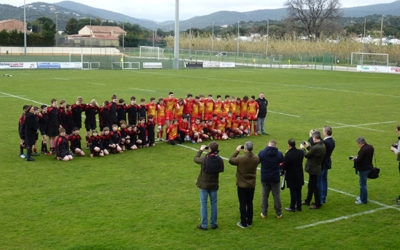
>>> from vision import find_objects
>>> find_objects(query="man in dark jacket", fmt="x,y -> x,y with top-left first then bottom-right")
300,131 -> 326,209
352,136 -> 374,204
24,106 -> 39,162
282,139 -> 304,212
318,126 -> 336,204
194,142 -> 223,230
229,141 -> 260,228
255,93 -> 268,135
390,126 -> 400,204
258,140 -> 284,219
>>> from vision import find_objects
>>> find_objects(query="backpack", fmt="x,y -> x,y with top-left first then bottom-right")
202,152 -> 224,174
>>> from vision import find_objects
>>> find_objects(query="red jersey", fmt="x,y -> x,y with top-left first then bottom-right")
166,124 -> 178,140
164,98 -> 178,113
226,116 -> 233,128
230,102 -> 238,115
217,120 -> 226,132
213,101 -> 223,115
179,120 -> 190,133
191,123 -> 200,135
146,103 -> 157,118
191,101 -> 200,118
234,101 -> 241,116
206,122 -> 215,131
222,101 -> 231,117
247,101 -> 259,115
204,99 -> 214,115
183,98 -> 193,115
242,120 -> 251,130
198,100 -> 205,118
232,120 -> 241,130
240,100 -> 248,115
174,103 -> 184,120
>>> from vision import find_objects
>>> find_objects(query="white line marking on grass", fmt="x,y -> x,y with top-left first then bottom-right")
0,91 -> 46,105
295,206 -> 391,229
54,78 -> 70,81
130,88 -> 156,93
269,110 -> 300,118
328,121 -> 386,132
87,82 -> 106,86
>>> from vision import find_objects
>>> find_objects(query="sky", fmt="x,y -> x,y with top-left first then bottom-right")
2,0 -> 397,21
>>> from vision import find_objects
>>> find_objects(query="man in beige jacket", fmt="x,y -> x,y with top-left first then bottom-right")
229,141 -> 260,228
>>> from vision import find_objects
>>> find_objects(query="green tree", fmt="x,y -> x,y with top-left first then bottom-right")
65,18 -> 79,35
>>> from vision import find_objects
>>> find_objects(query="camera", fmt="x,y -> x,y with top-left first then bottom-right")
392,144 -> 398,149
204,146 -> 209,150
241,145 -> 245,149
301,141 -> 307,145
349,156 -> 355,160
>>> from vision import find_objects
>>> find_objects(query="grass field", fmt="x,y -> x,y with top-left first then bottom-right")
0,68 -> 400,249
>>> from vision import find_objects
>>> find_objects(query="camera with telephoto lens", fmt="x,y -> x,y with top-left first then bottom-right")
349,156 -> 356,160
204,146 -> 209,150
241,145 -> 245,149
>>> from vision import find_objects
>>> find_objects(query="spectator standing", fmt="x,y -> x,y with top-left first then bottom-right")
300,131 -> 326,209
390,126 -> 400,204
318,126 -> 335,204
258,140 -> 284,219
282,139 -> 304,212
193,142 -> 224,230
352,137 -> 374,204
255,93 -> 268,135
229,142 -> 260,228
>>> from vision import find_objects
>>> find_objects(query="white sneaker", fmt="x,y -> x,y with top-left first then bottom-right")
356,197 -> 361,201
355,200 -> 366,205
236,222 -> 247,229
20,153 -> 26,159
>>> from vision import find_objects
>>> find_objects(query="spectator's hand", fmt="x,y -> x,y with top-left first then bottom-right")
236,145 -> 242,152
300,144 -> 305,150
391,146 -> 397,152
352,157 -> 357,161
200,145 -> 207,151
304,141 -> 309,147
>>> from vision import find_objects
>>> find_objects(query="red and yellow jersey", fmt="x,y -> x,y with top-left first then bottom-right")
183,98 -> 193,114
242,120 -> 251,130
235,101 -> 241,115
157,104 -> 166,118
240,100 -> 248,115
145,103 -> 157,117
230,102 -> 238,114
247,101 -> 259,115
232,120 -> 241,130
164,98 -> 178,113
206,122 -> 215,131
226,117 -> 233,128
204,100 -> 214,114
198,100 -> 205,118
222,101 -> 231,116
179,120 -> 190,133
191,101 -> 199,117
191,123 -> 199,134
174,103 -> 184,119
166,124 -> 178,140
217,121 -> 226,132
213,101 -> 223,115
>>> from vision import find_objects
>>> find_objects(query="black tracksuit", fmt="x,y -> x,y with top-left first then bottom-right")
99,106 -> 110,131
71,104 -> 85,129
55,135 -> 70,158
108,102 -> 118,126
69,135 -> 82,152
38,112 -> 49,135
89,135 -> 102,155
85,105 -> 98,131
146,121 -> 155,145
127,104 -> 139,125
47,106 -> 60,137
18,113 -> 26,140
137,124 -> 147,146
117,104 -> 127,124
137,105 -> 146,120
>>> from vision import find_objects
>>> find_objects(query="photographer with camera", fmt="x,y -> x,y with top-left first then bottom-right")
351,137 -> 374,204
282,139 -> 305,212
258,140 -> 284,219
390,126 -> 400,205
193,142 -> 224,230
300,130 -> 326,209
229,142 -> 260,229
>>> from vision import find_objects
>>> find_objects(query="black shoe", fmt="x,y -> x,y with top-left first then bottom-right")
26,157 -> 35,161
211,224 -> 218,229
296,207 -> 302,212
285,208 -> 296,212
196,225 -> 208,230
301,201 -> 310,206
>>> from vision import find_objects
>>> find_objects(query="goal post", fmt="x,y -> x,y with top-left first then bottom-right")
112,62 -> 140,70
351,52 -> 389,66
139,46 -> 165,60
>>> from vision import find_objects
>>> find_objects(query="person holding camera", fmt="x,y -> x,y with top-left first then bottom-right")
300,130 -> 326,209
351,137 -> 374,204
193,142 -> 224,230
258,140 -> 284,219
229,142 -> 260,228
282,139 -> 305,212
390,126 -> 400,204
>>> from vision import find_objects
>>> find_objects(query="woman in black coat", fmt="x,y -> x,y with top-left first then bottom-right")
24,106 -> 39,161
282,139 -> 304,212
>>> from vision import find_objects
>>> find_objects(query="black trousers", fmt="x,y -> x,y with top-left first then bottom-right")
237,187 -> 255,226
289,186 -> 302,210
305,174 -> 321,207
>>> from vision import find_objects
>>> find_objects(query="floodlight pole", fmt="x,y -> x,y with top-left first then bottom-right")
266,19 -> 269,58
237,21 -> 240,56
211,22 -> 214,55
23,0 -> 27,56
174,0 -> 180,69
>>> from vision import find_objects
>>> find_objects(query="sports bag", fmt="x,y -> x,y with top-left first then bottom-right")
368,155 -> 380,179
202,152 -> 224,174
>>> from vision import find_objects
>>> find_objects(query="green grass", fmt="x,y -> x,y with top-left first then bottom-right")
0,68 -> 400,249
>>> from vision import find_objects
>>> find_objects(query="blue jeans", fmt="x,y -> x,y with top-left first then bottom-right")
200,189 -> 218,229
317,168 -> 328,203
256,117 -> 266,134
359,170 -> 371,204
